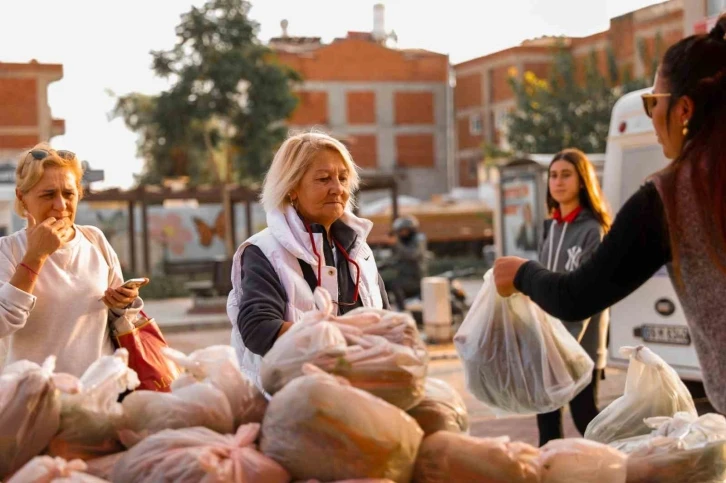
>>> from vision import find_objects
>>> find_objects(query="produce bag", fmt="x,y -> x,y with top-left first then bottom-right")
163,345 -> 267,426
612,411 -> 726,454
609,412 -> 726,483
585,346 -> 696,444
454,270 -> 594,414
84,452 -> 125,480
539,438 -> 627,483
261,288 -> 427,410
260,364 -> 423,483
113,424 -> 290,483
407,378 -> 469,436
626,440 -> 726,483
412,431 -> 540,483
117,379 -> 234,447
48,349 -> 139,460
0,356 -> 80,478
7,456 -> 109,483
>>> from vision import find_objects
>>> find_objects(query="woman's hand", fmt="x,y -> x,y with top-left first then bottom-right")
24,214 -> 74,265
102,285 -> 139,310
493,257 -> 529,297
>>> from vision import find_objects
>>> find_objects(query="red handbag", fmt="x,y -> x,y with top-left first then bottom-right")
112,311 -> 180,392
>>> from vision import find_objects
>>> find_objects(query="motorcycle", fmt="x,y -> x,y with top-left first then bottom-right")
400,267 -> 475,330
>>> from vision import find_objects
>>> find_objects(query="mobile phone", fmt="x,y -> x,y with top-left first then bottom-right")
122,277 -> 150,290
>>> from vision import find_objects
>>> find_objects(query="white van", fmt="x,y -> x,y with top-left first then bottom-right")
602,88 -> 702,382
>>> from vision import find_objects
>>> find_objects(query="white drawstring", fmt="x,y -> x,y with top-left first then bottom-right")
547,221 -> 568,271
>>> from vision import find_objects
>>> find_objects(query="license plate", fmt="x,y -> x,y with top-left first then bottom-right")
640,324 -> 691,345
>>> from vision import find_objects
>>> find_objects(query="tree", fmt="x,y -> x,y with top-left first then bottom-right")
505,42 -> 649,154
112,0 -> 300,185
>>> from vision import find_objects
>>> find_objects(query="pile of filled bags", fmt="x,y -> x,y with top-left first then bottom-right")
3,279 -> 724,483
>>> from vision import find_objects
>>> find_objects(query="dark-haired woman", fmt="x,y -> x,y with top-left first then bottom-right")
536,149 -> 612,445
494,16 -> 726,414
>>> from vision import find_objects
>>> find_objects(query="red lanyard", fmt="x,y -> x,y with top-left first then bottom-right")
305,223 -> 361,304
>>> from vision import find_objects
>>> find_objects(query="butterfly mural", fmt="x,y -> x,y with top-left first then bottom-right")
192,210 -> 225,247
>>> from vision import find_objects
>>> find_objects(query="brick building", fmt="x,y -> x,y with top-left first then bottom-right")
270,7 -> 452,201
453,0 -> 685,188
0,60 -> 65,162
0,60 -> 65,235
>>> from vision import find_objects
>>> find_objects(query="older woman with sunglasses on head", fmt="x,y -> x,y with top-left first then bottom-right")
227,132 -> 390,387
494,15 -> 726,413
0,144 -> 143,376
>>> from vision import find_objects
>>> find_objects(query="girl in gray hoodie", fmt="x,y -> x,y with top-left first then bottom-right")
537,148 -> 612,446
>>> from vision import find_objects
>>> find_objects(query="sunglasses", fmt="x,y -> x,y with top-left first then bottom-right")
641,93 -> 671,118
28,149 -> 77,161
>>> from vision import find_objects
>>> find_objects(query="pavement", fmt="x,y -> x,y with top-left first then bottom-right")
148,281 -> 628,447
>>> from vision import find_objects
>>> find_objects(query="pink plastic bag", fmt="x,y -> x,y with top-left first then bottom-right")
163,345 -> 268,427
113,424 -> 290,483
261,365 -> 423,483
7,456 -> 109,483
0,356 -> 80,479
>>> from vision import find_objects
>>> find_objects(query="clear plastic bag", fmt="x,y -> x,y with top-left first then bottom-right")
584,346 -> 697,444
113,424 -> 290,483
260,364 -> 423,483
261,288 -> 428,410
7,456 -> 109,483
163,345 -> 268,426
413,432 -> 540,483
407,378 -> 469,436
454,270 -> 594,414
117,379 -> 234,447
609,412 -> 726,483
48,349 -> 139,460
625,439 -> 726,483
539,438 -> 627,483
0,356 -> 81,478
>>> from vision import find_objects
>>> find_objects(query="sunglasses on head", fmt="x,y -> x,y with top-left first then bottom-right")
641,93 -> 671,118
28,149 -> 76,161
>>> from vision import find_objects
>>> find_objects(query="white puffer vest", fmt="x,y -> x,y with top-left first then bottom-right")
227,205 -> 383,389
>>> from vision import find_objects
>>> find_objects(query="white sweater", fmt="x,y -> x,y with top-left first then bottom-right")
0,225 -> 142,377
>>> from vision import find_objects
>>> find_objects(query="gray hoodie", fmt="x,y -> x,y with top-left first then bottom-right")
539,208 -> 609,369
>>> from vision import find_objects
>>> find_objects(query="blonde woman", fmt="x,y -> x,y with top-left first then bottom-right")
0,144 -> 143,376
227,132 -> 390,386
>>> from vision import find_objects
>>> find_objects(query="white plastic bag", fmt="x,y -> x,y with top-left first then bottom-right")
454,270 -> 594,414
260,364 -> 423,483
407,378 -> 469,436
84,452 -> 125,480
625,439 -> 726,483
48,349 -> 139,460
412,432 -> 540,483
539,439 -> 626,483
0,356 -> 81,479
610,412 -> 726,483
113,424 -> 290,483
163,345 -> 268,426
117,379 -> 234,447
585,346 -> 696,444
612,411 -> 726,454
7,456 -> 109,483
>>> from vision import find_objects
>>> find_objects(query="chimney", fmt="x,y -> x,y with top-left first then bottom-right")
280,19 -> 289,38
372,4 -> 386,42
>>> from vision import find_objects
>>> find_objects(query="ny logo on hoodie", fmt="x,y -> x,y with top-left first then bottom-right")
565,246 -> 583,271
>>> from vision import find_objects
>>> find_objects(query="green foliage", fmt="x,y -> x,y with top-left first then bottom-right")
111,0 -> 300,185
505,42 -> 650,154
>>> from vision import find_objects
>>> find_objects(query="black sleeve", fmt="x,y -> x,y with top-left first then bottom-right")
514,183 -> 671,320
236,245 -> 287,356
378,273 -> 391,309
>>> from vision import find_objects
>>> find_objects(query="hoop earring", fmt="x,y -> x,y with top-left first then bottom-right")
289,196 -> 298,210
682,119 -> 689,137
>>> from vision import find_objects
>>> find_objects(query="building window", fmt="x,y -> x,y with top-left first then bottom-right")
708,0 -> 725,17
469,113 -> 482,135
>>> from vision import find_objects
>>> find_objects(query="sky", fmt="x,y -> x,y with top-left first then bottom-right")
0,0 -> 665,189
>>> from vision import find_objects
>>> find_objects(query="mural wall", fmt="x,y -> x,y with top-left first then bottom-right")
12,202 -> 268,273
